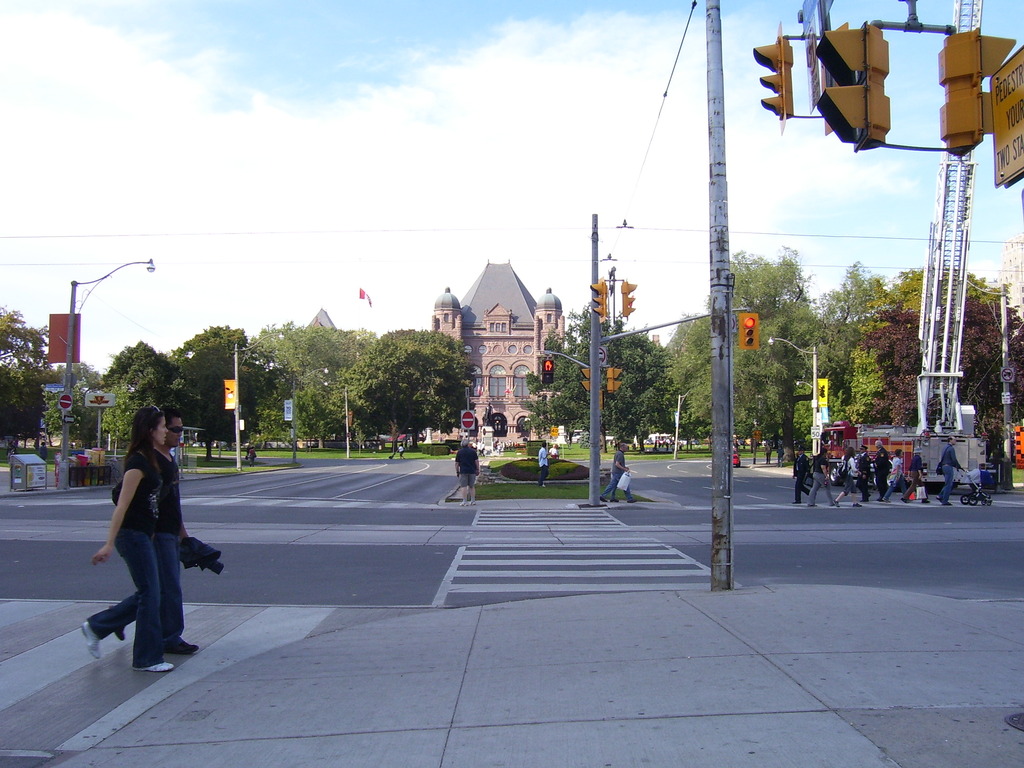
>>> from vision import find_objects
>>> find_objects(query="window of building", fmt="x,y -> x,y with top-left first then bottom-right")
507,344 -> 517,354
488,365 -> 507,397
464,344 -> 473,354
488,322 -> 507,333
523,344 -> 533,355
472,366 -> 483,397
513,365 -> 530,397
478,344 -> 488,355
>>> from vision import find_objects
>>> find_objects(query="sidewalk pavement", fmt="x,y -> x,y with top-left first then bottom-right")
3,585 -> 1024,767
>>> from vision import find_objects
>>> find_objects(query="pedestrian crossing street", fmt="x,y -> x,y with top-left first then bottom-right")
433,508 -> 711,605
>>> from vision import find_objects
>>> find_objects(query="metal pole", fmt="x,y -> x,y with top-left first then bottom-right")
588,214 -> 602,506
673,394 -> 682,460
812,346 -> 819,455
707,0 -> 733,591
59,282 -> 78,491
234,344 -> 242,471
345,386 -> 351,460
1002,287 -> 1014,490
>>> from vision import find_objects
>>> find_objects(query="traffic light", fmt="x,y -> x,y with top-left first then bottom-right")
753,34 -> 795,121
620,281 -> 637,318
541,358 -> 555,385
591,279 -> 608,319
737,312 -> 760,350
939,30 -> 1015,153
606,367 -> 623,393
581,367 -> 592,392
816,23 -> 890,150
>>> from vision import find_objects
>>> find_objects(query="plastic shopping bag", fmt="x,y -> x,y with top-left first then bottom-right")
617,472 -> 631,491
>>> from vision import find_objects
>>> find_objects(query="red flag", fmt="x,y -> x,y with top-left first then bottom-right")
359,288 -> 372,308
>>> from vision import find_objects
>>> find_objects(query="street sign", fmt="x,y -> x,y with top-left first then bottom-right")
597,345 -> 608,366
810,425 -> 822,438
58,393 -> 73,411
85,392 -> 116,407
284,399 -> 293,422
44,383 -> 64,393
460,410 -> 475,430
992,45 -> 1024,188
1001,366 -> 1016,383
1003,391 -> 1014,405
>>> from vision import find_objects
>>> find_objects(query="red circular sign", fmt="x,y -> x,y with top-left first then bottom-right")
460,410 -> 475,429
58,394 -> 73,410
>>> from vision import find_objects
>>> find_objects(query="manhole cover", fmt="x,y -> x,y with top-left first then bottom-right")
1005,712 -> 1024,732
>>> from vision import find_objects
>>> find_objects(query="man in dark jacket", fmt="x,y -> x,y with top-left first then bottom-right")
873,442 -> 892,502
937,436 -> 962,506
792,446 -> 810,504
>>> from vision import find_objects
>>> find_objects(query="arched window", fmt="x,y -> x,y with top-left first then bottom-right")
488,365 -> 507,397
513,365 -> 530,397
471,366 -> 483,397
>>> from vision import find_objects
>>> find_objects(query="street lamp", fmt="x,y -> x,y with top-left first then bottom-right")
59,259 -> 155,490
768,336 -> 820,454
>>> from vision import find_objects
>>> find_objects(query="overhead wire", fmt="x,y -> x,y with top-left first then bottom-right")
608,0 -> 698,258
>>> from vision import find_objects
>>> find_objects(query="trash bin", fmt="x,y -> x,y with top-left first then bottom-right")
9,453 -> 47,491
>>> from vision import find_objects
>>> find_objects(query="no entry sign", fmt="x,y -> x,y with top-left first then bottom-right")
460,410 -> 475,430
58,393 -> 73,410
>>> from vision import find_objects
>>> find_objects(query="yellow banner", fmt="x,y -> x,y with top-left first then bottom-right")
817,378 -> 829,408
224,379 -> 237,410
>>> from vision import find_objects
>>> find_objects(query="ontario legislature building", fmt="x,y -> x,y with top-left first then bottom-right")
432,262 -> 564,441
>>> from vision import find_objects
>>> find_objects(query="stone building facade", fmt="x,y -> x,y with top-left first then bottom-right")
432,262 -> 564,440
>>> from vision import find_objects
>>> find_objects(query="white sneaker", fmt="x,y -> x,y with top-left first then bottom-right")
133,662 -> 174,672
81,621 -> 101,659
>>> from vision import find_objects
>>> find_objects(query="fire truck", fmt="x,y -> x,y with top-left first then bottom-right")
821,422 -> 987,490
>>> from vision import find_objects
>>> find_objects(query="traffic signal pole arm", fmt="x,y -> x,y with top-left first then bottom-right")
540,349 -> 589,368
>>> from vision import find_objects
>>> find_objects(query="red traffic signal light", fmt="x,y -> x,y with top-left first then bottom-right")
737,312 -> 760,350
541,358 -> 555,385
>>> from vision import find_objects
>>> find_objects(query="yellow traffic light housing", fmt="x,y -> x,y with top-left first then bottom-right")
581,367 -> 592,392
737,312 -> 760,350
816,23 -> 890,151
753,35 -> 795,122
606,367 -> 623,393
620,281 -> 637,318
591,279 -> 608,320
939,30 -> 1015,154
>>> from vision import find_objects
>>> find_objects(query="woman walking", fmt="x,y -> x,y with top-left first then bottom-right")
807,446 -> 837,508
881,448 -> 909,503
81,406 -> 174,673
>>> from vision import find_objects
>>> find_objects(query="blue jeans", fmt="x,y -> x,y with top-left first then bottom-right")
91,533 -> 184,650
882,475 -> 907,501
87,529 -> 165,668
939,464 -> 957,503
602,473 -> 634,501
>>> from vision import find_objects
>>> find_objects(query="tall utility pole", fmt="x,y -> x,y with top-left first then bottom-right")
588,214 -> 602,506
707,0 -> 734,591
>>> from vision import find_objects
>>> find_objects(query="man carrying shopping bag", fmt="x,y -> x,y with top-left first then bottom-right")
600,442 -> 636,503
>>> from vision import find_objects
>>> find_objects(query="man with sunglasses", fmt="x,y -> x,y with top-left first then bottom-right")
108,407 -> 199,655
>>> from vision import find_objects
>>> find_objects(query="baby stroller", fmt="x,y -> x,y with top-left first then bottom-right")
958,468 -> 993,506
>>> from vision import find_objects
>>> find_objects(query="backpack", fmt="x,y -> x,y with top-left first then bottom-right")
834,458 -> 848,482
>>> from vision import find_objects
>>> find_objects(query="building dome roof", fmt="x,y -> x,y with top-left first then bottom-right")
434,287 -> 461,311
536,287 -> 562,312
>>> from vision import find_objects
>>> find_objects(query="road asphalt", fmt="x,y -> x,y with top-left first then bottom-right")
2,463 -> 1023,767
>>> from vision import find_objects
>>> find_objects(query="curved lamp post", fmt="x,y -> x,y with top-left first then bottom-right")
767,336 -> 819,455
59,259 -> 156,490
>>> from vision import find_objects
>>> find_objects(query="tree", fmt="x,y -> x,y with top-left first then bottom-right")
0,308 -> 50,442
249,324 -> 376,446
347,330 -> 470,446
172,327 -> 249,459
101,342 -> 180,444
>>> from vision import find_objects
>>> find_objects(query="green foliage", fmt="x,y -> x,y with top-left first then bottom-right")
0,308 -> 50,439
347,330 -> 470,445
498,458 -> 588,481
101,342 -> 180,443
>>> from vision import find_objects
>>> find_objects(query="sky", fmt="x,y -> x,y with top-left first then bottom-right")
2,0 -> 1022,371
